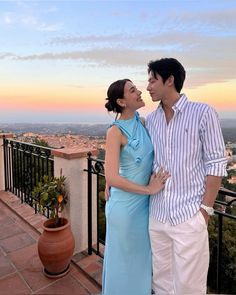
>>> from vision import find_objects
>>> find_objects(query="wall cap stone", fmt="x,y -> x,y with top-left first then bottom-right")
52,147 -> 98,160
0,133 -> 14,139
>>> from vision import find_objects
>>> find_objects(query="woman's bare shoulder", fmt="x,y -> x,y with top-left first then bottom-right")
106,124 -> 122,137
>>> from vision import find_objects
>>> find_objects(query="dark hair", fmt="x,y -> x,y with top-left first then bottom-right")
105,79 -> 131,114
147,58 -> 186,93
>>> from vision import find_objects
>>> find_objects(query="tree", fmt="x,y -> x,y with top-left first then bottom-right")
33,138 -> 49,147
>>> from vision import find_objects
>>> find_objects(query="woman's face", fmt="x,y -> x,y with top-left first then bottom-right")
121,81 -> 144,111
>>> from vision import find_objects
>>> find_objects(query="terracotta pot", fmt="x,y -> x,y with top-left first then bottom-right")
38,217 -> 75,278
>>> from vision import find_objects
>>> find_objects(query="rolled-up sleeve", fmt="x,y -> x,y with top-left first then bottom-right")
200,107 -> 227,177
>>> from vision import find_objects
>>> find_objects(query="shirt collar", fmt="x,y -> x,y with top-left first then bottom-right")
157,93 -> 188,113
173,94 -> 188,113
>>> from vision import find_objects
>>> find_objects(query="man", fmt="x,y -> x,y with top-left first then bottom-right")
145,58 -> 227,295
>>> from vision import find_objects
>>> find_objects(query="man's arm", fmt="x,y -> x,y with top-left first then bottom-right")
200,175 -> 222,223
200,106 -> 227,223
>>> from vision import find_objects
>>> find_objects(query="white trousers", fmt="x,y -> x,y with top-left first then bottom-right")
149,211 -> 209,295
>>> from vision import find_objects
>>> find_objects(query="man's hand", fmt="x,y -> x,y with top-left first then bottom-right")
200,208 -> 209,225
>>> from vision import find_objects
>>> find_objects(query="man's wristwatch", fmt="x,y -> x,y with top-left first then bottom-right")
200,204 -> 214,216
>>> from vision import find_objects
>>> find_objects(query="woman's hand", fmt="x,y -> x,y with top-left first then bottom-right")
104,183 -> 110,201
147,168 -> 170,195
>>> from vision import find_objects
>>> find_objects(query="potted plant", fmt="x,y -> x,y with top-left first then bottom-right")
32,172 -> 75,278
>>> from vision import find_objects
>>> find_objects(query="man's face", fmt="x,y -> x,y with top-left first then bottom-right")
146,72 -> 165,102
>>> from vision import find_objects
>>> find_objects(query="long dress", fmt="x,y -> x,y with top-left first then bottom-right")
102,112 -> 154,295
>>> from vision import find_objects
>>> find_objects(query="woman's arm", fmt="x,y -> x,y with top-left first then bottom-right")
105,125 -> 168,195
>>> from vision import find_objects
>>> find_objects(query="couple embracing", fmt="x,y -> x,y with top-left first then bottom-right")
102,58 -> 227,295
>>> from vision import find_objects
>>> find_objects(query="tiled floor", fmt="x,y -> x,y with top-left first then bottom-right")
0,191 -> 102,294
1,191 -> 224,295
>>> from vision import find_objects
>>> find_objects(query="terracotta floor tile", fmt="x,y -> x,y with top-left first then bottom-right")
20,266 -> 59,292
35,274 -> 90,294
71,269 -> 101,294
0,212 -> 14,226
90,271 -> 102,286
84,262 -> 102,275
9,243 -> 39,271
72,252 -> 87,263
78,254 -> 101,268
0,273 -> 31,294
0,232 -> 36,253
0,256 -> 16,278
0,222 -> 25,240
0,247 -> 5,256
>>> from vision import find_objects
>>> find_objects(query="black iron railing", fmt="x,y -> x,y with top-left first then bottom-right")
208,188 -> 236,294
85,152 -> 105,257
85,154 -> 236,293
3,137 -> 54,216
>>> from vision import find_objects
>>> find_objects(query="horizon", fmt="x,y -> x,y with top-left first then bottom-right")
1,0 -> 236,123
1,116 -> 236,126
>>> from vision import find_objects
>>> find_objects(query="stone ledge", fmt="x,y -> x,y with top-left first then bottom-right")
52,148 -> 98,160
72,250 -> 103,287
0,133 -> 14,139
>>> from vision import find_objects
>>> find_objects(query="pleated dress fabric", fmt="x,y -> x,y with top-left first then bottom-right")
102,112 -> 154,295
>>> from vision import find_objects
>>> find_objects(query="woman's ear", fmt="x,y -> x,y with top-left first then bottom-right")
116,99 -> 126,108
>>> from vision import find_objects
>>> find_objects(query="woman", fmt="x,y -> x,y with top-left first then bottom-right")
102,79 -> 169,295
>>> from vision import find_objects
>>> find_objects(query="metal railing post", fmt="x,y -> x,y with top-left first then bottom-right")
216,214 -> 223,293
87,152 -> 93,255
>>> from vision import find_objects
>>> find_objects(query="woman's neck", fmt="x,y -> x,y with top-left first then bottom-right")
119,109 -> 136,120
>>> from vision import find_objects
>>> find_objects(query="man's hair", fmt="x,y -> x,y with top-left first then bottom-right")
147,58 -> 186,93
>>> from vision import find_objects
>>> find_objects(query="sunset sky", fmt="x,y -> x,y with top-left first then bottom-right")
0,0 -> 236,123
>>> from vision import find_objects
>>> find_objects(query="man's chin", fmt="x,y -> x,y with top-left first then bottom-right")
152,97 -> 160,102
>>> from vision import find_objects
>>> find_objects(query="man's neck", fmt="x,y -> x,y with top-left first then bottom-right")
162,92 -> 181,124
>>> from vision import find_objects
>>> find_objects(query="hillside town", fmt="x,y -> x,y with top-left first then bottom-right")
16,132 -> 106,151
226,142 -> 236,185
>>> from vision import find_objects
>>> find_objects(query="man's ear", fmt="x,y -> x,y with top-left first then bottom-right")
167,75 -> 174,86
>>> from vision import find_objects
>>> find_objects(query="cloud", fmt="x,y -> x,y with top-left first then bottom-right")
38,22 -> 62,32
1,4 -> 235,89
3,13 -> 14,24
1,10 -> 62,32
50,34 -> 125,45
4,43 -> 236,89
187,7 -> 236,32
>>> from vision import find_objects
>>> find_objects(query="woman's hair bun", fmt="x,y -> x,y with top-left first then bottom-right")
105,99 -> 113,112
105,79 -> 131,114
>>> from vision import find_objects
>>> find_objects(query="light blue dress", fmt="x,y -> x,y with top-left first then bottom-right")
102,112 -> 154,295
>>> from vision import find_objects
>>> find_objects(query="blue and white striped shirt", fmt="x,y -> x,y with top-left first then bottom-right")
146,94 -> 227,225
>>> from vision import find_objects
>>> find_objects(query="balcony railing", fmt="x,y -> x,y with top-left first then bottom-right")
209,188 -> 236,294
85,152 -> 105,257
86,155 -> 236,294
3,137 -> 54,216
2,140 -> 235,294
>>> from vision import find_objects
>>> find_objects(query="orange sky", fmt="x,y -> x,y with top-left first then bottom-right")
0,1 -> 235,122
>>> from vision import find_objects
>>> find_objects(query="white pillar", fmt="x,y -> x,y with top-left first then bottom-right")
52,147 -> 98,254
0,134 -> 14,191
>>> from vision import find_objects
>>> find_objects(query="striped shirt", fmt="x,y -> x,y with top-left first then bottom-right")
146,94 -> 227,225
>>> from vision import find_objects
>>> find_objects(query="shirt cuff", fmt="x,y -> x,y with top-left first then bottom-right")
206,160 -> 228,177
